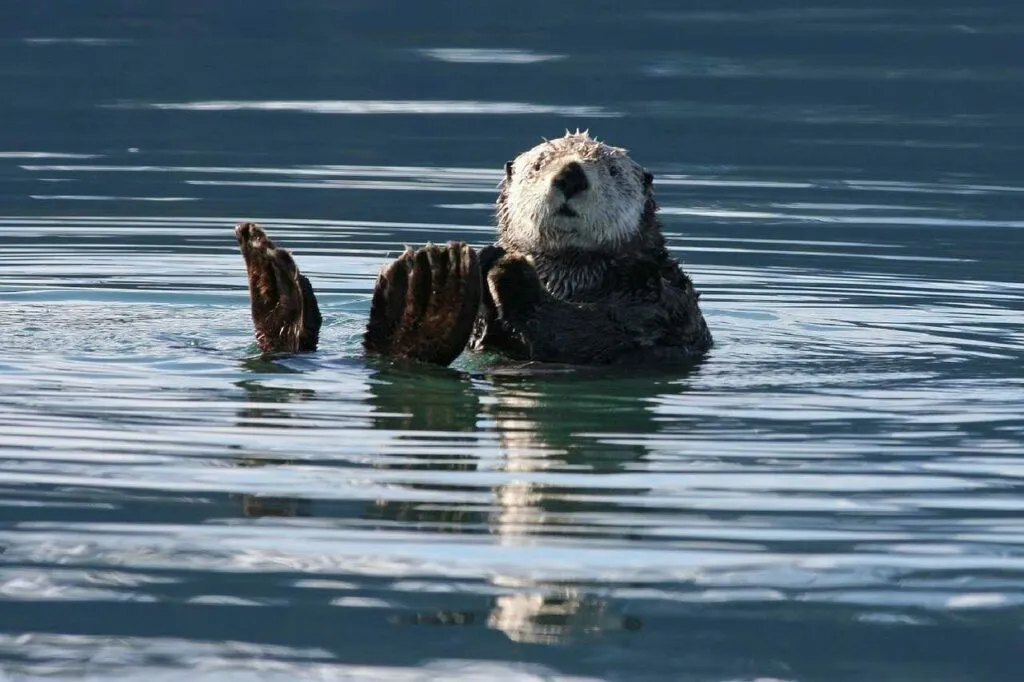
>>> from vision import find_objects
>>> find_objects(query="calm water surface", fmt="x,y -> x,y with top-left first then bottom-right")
1,2 -> 1023,681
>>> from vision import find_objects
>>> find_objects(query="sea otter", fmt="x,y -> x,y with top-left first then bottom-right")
235,131 -> 712,367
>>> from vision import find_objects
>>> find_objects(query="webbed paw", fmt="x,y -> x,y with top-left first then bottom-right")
363,242 -> 481,367
486,253 -> 544,320
477,244 -> 507,278
235,222 -> 322,353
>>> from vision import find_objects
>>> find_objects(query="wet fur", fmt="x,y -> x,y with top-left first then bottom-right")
471,131 -> 712,364
235,222 -> 321,354
362,241 -> 482,366
235,131 -> 711,367
236,223 -> 480,365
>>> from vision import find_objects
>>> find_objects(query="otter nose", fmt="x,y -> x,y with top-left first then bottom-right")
551,161 -> 589,199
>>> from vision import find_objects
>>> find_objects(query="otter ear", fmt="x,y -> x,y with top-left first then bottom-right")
504,161 -> 514,179
643,171 -> 654,189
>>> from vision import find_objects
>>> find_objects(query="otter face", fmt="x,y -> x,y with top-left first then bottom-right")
497,130 -> 653,252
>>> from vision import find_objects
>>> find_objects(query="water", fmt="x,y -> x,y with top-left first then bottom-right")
1,2 -> 1023,680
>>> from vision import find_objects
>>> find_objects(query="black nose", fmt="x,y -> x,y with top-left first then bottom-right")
551,161 -> 589,199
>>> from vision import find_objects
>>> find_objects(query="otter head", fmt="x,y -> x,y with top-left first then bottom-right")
496,130 -> 655,253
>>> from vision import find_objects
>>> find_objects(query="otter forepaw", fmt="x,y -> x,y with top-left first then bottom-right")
477,244 -> 507,277
363,241 -> 481,366
235,222 -> 322,354
486,254 -> 544,320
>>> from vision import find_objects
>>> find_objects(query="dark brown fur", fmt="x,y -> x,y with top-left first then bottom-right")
235,222 -> 321,354
236,223 -> 480,365
362,241 -> 482,366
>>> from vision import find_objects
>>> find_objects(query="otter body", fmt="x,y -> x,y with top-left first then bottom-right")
236,131 -> 712,367
468,243 -> 710,366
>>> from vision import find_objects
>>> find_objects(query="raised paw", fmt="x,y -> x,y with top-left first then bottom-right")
486,253 -> 544,320
477,244 -> 507,277
235,222 -> 322,353
363,241 -> 481,367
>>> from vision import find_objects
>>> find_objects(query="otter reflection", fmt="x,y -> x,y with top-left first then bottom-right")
230,361 -> 319,519
230,358 -> 487,522
360,361 -> 489,529
235,356 -> 317,429
364,362 -> 702,536
229,356 -> 698,642
391,580 -> 642,646
487,578 -> 643,645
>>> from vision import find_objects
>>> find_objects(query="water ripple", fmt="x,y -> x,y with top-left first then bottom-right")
2,4 -> 1024,677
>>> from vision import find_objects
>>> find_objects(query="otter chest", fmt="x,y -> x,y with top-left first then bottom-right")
531,253 -> 615,303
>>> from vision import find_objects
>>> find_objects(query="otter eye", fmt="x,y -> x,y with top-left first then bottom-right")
609,166 -> 619,178
504,160 -> 513,179
532,160 -> 542,172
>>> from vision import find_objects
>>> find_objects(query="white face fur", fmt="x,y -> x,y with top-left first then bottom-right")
499,131 -> 650,252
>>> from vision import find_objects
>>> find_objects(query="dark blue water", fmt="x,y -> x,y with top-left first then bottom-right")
1,2 -> 1023,680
